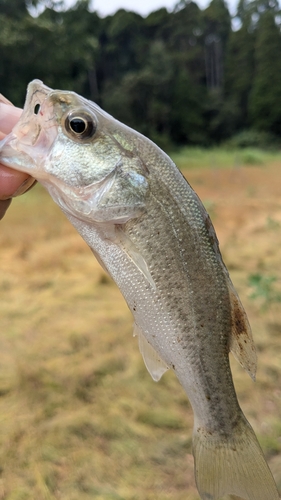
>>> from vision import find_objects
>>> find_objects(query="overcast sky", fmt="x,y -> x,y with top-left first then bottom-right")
64,0 -> 238,17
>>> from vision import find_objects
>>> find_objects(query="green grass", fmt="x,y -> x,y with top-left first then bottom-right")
169,146 -> 281,170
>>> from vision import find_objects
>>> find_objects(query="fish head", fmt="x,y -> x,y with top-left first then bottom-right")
0,80 -> 149,224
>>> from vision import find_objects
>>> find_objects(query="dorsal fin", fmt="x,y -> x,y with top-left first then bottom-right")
228,283 -> 257,381
133,324 -> 169,382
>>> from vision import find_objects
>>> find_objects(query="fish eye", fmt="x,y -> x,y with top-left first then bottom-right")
34,103 -> 40,115
69,118 -> 87,134
65,111 -> 96,140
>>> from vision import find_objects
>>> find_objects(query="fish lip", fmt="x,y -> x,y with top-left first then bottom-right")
0,133 -> 37,175
0,79 -> 59,181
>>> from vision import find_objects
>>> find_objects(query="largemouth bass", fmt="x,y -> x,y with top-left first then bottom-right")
0,80 -> 279,500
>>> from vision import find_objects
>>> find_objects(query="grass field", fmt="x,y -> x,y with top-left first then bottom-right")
0,147 -> 281,499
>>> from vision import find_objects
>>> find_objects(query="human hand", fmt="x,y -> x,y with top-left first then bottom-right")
0,94 -> 36,220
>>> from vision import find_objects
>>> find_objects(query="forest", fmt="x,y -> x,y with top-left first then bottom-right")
1,0 -> 281,148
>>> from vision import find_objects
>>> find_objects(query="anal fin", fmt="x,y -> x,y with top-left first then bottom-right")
133,324 -> 169,382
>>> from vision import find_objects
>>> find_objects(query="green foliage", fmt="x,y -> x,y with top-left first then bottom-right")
0,0 -> 29,18
169,145 -> 280,169
225,129 -> 281,149
225,25 -> 255,130
240,149 -> 264,164
248,273 -> 281,310
249,11 -> 281,135
1,0 -> 281,146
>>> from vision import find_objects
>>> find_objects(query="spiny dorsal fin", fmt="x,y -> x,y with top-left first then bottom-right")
228,283 -> 257,381
133,323 -> 169,382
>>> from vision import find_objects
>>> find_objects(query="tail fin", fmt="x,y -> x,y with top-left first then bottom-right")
193,418 -> 279,500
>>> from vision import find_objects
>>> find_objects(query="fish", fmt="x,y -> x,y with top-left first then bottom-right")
0,80 -> 279,500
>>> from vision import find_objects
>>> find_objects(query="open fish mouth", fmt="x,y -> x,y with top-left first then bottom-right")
0,133 -> 36,173
0,80 -> 58,180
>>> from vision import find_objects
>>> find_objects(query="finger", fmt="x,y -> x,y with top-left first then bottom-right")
0,103 -> 22,134
12,176 -> 36,197
0,94 -> 13,106
0,165 -> 32,200
0,98 -> 35,200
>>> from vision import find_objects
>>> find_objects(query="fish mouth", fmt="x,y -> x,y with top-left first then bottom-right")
0,80 -> 58,180
0,133 -> 37,174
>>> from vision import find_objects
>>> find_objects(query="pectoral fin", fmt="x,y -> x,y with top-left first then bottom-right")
117,227 -> 156,289
229,284 -> 257,381
133,324 -> 169,382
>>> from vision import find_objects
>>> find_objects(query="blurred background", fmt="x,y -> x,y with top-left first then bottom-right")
2,0 -> 281,150
1,0 -> 281,499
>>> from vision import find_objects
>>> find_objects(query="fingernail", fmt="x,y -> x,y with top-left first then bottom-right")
0,194 -> 12,201
12,177 -> 36,197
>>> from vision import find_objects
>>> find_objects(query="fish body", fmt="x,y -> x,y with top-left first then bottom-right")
0,81 -> 279,500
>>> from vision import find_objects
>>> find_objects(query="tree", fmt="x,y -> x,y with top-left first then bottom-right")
101,39 -> 175,147
224,24 -> 256,129
0,0 -> 28,18
203,0 -> 231,91
99,9 -> 146,83
170,67 -> 207,144
249,10 -> 281,134
2,0 -> 281,145
203,0 -> 233,141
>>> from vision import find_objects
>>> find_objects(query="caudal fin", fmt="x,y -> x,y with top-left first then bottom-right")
193,417 -> 279,500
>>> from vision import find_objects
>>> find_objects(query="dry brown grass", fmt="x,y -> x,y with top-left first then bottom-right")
0,157 -> 280,499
